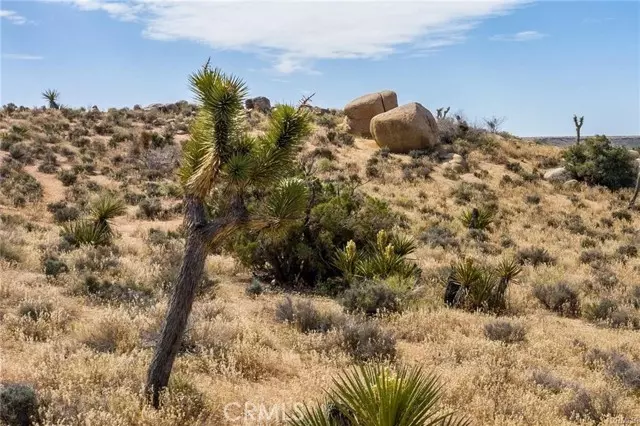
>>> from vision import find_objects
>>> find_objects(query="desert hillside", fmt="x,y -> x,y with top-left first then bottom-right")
0,100 -> 639,426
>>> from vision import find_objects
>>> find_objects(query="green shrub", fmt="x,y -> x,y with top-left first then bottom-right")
563,135 -> 636,189
245,278 -> 264,297
57,169 -> 77,186
227,183 -> 404,288
340,280 -> 408,316
516,247 -> 556,267
43,257 -> 68,278
0,164 -> 43,206
583,299 -> 639,329
459,207 -> 494,230
0,241 -> 22,263
0,383 -> 39,426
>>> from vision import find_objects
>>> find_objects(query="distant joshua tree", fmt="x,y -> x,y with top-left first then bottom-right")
42,89 -> 60,109
573,114 -> 584,144
436,106 -> 450,119
145,60 -> 313,408
483,116 -> 506,134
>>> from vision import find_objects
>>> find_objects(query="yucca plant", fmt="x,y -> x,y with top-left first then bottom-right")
42,89 -> 60,109
458,207 -> 494,230
61,194 -> 125,246
146,61 -> 312,407
334,230 -> 418,282
288,364 -> 469,426
448,257 -> 521,312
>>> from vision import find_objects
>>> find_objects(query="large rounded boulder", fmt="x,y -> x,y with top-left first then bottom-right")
370,102 -> 438,153
245,97 -> 271,113
344,90 -> 397,137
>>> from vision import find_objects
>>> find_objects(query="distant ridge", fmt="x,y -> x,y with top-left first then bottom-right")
523,136 -> 640,148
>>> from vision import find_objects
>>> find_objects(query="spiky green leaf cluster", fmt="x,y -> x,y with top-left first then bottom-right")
458,207 -> 494,230
450,257 -> 521,312
42,89 -> 60,109
288,364 -> 469,426
334,230 -> 418,282
60,194 -> 126,246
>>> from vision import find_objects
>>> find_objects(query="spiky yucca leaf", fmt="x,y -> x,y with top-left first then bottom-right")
459,207 -> 494,230
495,257 -> 522,283
89,194 -> 126,224
250,105 -> 313,187
262,178 -> 309,227
61,220 -> 110,247
289,365 -> 469,426
390,234 -> 417,257
42,89 -> 60,109
451,259 -> 484,288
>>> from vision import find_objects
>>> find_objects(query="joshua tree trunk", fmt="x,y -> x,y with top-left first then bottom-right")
146,197 -> 207,407
146,196 -> 245,407
629,170 -> 640,209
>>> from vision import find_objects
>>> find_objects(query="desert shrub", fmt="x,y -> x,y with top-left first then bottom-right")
532,370 -> 574,393
516,247 -> 556,267
563,135 -> 636,189
57,169 -> 77,186
8,142 -> 31,162
80,313 -> 138,353
533,282 -> 580,317
606,352 -> 640,390
289,364 -> 466,426
340,318 -> 396,361
616,244 -> 637,259
43,256 -> 68,278
340,280 -> 408,316
562,388 -> 617,423
327,128 -> 355,146
484,319 -> 526,343
0,164 -> 43,206
0,383 -> 39,426
583,299 -> 639,329
524,193 -> 541,204
446,258 -> 521,312
137,197 -> 166,220
629,285 -> 640,309
47,201 -> 80,223
79,275 -> 153,304
245,278 -> 264,297
275,297 -> 340,333
419,225 -> 459,249
0,241 -> 22,263
579,249 -> 606,265
228,184 -> 404,288
18,300 -> 53,321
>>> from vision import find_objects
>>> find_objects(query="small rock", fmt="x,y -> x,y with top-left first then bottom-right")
628,150 -> 640,160
451,154 -> 464,164
544,167 -> 572,183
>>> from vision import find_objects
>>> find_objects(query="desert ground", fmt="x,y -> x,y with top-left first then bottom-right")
0,101 -> 639,425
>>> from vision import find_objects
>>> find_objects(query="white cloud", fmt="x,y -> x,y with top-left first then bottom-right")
2,53 -> 44,60
490,30 -> 546,41
0,9 -> 28,24
49,0 -> 530,72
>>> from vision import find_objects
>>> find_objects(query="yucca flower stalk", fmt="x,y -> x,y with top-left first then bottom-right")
145,60 -> 312,407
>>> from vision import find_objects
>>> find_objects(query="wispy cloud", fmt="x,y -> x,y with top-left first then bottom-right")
0,9 -> 28,25
48,0 -> 530,73
490,30 -> 546,42
2,53 -> 44,60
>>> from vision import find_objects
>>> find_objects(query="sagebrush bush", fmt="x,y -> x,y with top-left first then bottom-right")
562,388 -> 617,423
419,225 -> 459,249
340,280 -> 408,316
275,297 -> 341,333
484,319 -> 526,344
516,247 -> 556,267
563,135 -> 636,190
583,299 -> 639,329
0,383 -> 39,426
340,318 -> 396,361
533,282 -> 580,317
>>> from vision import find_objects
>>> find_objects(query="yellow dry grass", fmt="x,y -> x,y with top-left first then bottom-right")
1,108 -> 639,425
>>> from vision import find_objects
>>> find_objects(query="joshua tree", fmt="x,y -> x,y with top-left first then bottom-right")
483,115 -> 506,134
573,114 -> 584,144
145,61 -> 312,407
42,89 -> 60,109
629,168 -> 640,208
436,106 -> 450,119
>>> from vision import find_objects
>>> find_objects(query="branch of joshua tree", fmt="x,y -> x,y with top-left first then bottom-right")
298,92 -> 315,109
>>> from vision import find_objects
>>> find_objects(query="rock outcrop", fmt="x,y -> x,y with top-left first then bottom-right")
344,90 -> 397,137
369,102 -> 438,153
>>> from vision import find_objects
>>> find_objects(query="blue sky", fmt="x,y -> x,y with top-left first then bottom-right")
1,0 -> 638,137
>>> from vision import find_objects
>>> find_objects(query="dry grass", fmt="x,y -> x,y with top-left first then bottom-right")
1,105 -> 639,425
